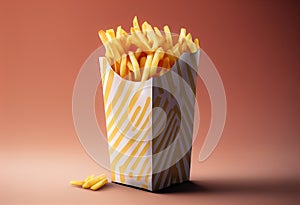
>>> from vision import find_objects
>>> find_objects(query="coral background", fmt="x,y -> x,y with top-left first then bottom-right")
1,0 -> 299,204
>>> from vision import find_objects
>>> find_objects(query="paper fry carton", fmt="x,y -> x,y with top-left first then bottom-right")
99,50 -> 199,191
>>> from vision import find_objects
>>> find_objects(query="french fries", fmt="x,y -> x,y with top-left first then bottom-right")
70,174 -> 108,191
98,16 -> 200,81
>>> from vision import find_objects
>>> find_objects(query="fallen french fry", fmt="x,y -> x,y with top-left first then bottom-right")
90,178 -> 108,191
70,180 -> 84,186
70,174 -> 108,191
84,174 -> 94,182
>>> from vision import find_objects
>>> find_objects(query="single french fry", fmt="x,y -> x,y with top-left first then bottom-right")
162,56 -> 170,69
70,180 -> 84,186
113,61 -> 120,74
142,21 -> 148,33
106,30 -> 125,57
84,174 -> 94,182
133,16 -> 141,31
118,26 -> 128,36
98,30 -> 108,43
150,48 -> 164,76
158,56 -> 170,76
116,26 -> 122,39
120,54 -> 127,77
184,33 -> 197,53
106,29 -> 116,40
129,51 -> 141,81
142,54 -> 153,81
194,38 -> 200,48
127,58 -> 134,72
116,26 -> 130,50
98,30 -> 114,59
139,56 -> 146,68
166,49 -> 177,66
186,33 -> 192,41
178,28 -> 186,44
164,25 -> 173,48
154,27 -> 163,38
90,178 -> 108,191
186,40 -> 197,53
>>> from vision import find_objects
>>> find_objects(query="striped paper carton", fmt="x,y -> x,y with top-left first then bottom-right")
99,50 -> 199,191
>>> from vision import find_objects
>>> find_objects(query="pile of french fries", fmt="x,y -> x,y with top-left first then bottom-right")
98,16 -> 200,81
70,174 -> 108,191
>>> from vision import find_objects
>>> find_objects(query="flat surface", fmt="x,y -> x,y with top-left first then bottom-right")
1,149 -> 300,205
1,0 -> 300,204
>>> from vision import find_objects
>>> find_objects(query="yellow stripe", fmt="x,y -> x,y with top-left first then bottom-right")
130,106 -> 142,126
132,97 -> 151,130
110,106 -> 141,149
136,158 -> 149,181
139,113 -> 151,130
111,171 -> 116,181
142,184 -> 148,189
128,89 -> 143,111
118,129 -> 151,172
108,128 -> 119,143
120,173 -> 125,183
129,172 -> 133,178
145,167 -> 151,183
104,70 -> 114,102
107,84 -> 134,141
112,106 -> 141,155
107,85 -> 134,131
130,141 -> 150,170
105,80 -> 126,118
104,105 -> 112,120
111,123 -> 151,167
